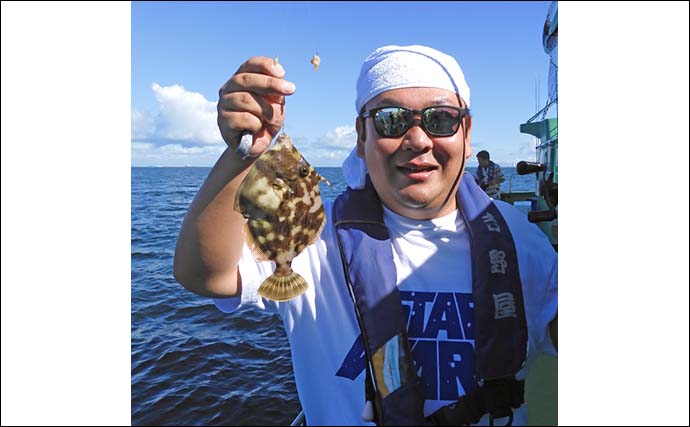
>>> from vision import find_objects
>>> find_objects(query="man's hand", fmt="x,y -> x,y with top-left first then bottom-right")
217,56 -> 296,158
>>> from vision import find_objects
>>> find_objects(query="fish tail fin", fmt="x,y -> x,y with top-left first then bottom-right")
257,270 -> 308,302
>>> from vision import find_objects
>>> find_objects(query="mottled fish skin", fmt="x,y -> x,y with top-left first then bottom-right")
234,133 -> 327,301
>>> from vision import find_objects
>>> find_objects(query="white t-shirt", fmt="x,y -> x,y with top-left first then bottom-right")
214,198 -> 558,426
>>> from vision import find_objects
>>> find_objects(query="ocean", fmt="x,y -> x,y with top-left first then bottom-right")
131,166 -> 536,426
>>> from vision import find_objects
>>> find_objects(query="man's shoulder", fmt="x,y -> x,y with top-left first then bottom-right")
494,201 -> 552,247
493,200 -> 532,230
493,201 -> 557,284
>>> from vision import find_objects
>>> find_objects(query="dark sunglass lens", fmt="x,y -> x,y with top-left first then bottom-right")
376,108 -> 410,137
391,108 -> 410,136
373,111 -> 392,136
424,107 -> 461,135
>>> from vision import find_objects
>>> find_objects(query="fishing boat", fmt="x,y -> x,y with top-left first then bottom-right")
502,0 -> 558,252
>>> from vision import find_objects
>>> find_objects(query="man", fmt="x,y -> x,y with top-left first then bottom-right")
174,45 -> 557,426
474,150 -> 505,199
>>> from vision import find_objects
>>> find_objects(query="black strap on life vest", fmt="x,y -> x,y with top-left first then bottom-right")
426,193 -> 529,426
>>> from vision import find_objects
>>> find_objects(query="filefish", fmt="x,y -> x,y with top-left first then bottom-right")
234,133 -> 329,301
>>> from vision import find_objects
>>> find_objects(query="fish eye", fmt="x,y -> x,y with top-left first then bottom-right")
299,166 -> 309,177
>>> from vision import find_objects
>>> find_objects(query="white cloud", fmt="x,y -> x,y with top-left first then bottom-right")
151,83 -> 221,145
131,110 -> 154,140
323,125 -> 356,149
132,82 -> 359,166
132,141 -> 225,166
131,83 -> 223,146
158,144 -> 221,155
131,142 -> 153,151
294,125 -> 357,167
503,137 -> 537,166
299,149 -> 349,167
131,89 -> 357,166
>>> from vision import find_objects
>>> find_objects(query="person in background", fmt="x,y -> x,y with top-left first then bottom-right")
174,45 -> 557,426
475,150 -> 505,199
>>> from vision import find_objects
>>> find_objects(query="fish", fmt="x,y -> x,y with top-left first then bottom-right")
234,133 -> 329,301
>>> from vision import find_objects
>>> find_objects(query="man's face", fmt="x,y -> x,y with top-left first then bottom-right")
355,87 -> 472,220
477,156 -> 490,167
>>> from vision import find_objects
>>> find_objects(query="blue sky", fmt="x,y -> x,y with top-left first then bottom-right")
132,1 -> 554,167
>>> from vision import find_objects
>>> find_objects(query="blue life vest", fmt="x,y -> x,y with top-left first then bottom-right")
475,161 -> 497,184
333,173 -> 528,426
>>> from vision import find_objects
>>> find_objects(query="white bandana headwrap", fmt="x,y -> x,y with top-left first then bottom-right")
343,45 -> 471,189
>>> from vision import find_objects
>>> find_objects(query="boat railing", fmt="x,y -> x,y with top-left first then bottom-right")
526,96 -> 557,123
507,174 -> 536,196
290,410 -> 306,426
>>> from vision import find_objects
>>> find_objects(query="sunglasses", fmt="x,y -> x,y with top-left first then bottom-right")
361,105 -> 470,138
